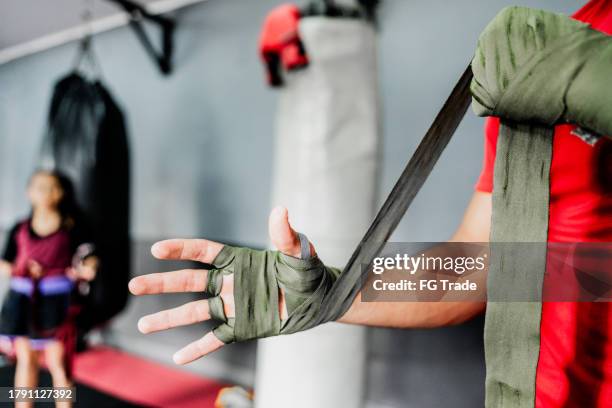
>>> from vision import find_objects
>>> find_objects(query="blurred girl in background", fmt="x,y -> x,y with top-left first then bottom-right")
0,170 -> 98,408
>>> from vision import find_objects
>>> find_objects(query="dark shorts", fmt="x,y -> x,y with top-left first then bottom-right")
0,289 -> 70,337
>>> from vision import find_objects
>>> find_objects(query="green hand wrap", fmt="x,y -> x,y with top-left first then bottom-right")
206,244 -> 341,344
471,6 -> 612,137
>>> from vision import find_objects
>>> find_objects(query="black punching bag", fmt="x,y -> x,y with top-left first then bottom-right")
40,73 -> 130,329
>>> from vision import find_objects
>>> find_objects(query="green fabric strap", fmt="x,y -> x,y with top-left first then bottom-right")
207,245 -> 341,344
471,6 -> 612,407
485,123 -> 552,408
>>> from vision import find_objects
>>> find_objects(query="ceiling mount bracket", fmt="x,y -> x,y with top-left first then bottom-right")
107,0 -> 176,75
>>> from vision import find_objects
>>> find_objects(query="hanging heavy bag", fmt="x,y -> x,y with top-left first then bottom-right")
40,73 -> 130,329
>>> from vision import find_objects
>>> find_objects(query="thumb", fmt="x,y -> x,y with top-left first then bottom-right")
268,206 -> 314,258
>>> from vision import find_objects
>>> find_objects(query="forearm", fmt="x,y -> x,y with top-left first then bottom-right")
339,297 -> 485,328
337,244 -> 486,328
337,191 -> 491,329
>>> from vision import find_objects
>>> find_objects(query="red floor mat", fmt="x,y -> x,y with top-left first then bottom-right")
73,346 -> 227,407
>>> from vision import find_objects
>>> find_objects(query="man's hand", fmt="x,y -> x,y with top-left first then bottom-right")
129,206 -> 313,365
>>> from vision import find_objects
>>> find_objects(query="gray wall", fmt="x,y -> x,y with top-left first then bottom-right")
0,1 -> 581,407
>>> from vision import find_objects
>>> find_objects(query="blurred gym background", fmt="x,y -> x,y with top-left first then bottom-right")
0,0 -> 581,407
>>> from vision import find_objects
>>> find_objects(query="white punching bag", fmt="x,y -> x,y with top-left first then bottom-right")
256,16 -> 381,408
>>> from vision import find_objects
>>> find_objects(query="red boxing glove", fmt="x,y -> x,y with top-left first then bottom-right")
259,4 -> 309,87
